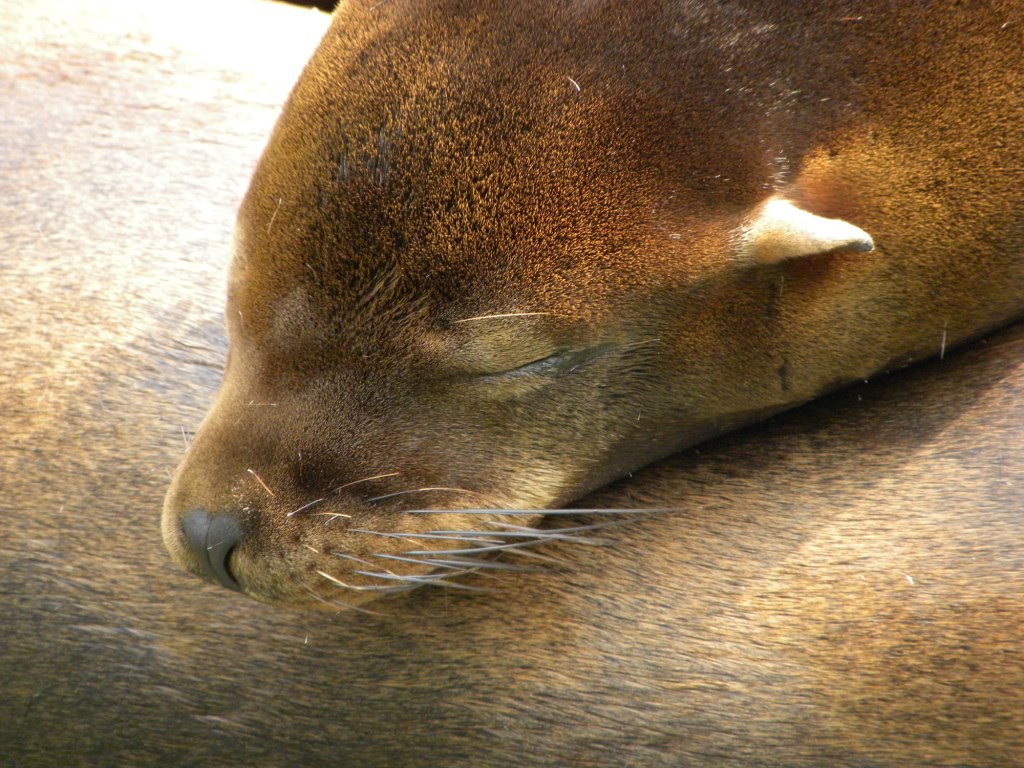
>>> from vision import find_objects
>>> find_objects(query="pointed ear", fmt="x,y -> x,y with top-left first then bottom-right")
737,198 -> 875,265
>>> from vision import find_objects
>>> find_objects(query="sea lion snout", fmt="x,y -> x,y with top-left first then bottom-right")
161,406 -> 560,608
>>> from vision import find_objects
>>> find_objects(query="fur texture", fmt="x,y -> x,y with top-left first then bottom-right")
161,0 -> 1023,607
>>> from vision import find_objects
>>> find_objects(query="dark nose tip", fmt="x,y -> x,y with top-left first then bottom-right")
181,510 -> 245,592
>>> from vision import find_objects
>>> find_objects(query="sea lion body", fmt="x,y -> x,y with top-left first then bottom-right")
161,0 -> 1024,607
4,2 -> 1024,763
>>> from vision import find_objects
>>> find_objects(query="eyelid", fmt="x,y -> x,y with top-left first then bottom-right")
501,350 -> 570,376
444,325 -> 560,376
484,344 -> 617,380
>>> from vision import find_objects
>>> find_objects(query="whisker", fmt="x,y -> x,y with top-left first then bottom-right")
330,472 -> 400,494
404,507 -> 665,516
483,522 -> 554,533
331,551 -> 375,566
403,545 -> 515,556
332,507 -> 653,596
303,586 -> 387,616
372,553 -> 543,572
287,497 -> 325,517
312,512 -> 353,522
413,530 -> 532,539
490,547 -> 571,565
352,570 -> 490,592
452,311 -> 573,324
354,564 -> 481,583
415,527 -> 616,540
403,538 -> 581,557
434,558 -> 544,572
369,555 -> 471,572
246,469 -> 276,497
395,540 -> 571,564
485,520 -> 636,536
354,522 -> 623,551
365,487 -> 481,504
351,529 -> 505,544
316,569 -> 419,594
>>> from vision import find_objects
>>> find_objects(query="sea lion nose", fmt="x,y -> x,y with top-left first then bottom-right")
181,510 -> 245,592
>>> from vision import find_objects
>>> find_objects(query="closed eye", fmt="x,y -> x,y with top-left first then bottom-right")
483,344 -> 617,380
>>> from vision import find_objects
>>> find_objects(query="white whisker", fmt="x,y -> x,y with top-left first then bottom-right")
287,497 -> 325,517
332,551 -> 375,566
316,569 -> 414,594
365,486 -> 480,503
405,507 -> 663,515
452,311 -> 572,323
331,471 -> 400,494
303,586 -> 387,616
312,512 -> 353,522
246,469 -> 276,497
352,570 -> 489,591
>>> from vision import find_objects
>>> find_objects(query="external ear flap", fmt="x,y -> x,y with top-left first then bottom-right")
737,198 -> 875,265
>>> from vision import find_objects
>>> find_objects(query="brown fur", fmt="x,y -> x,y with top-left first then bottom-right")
3,1 -> 1024,764
160,0 -> 1024,607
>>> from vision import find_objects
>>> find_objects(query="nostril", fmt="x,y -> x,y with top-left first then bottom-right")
181,510 -> 245,592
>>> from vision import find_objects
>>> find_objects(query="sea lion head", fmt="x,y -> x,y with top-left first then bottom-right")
162,0 -> 886,608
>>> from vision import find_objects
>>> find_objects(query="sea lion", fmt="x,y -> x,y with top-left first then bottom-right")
161,0 -> 1024,608
5,2 -> 1024,764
